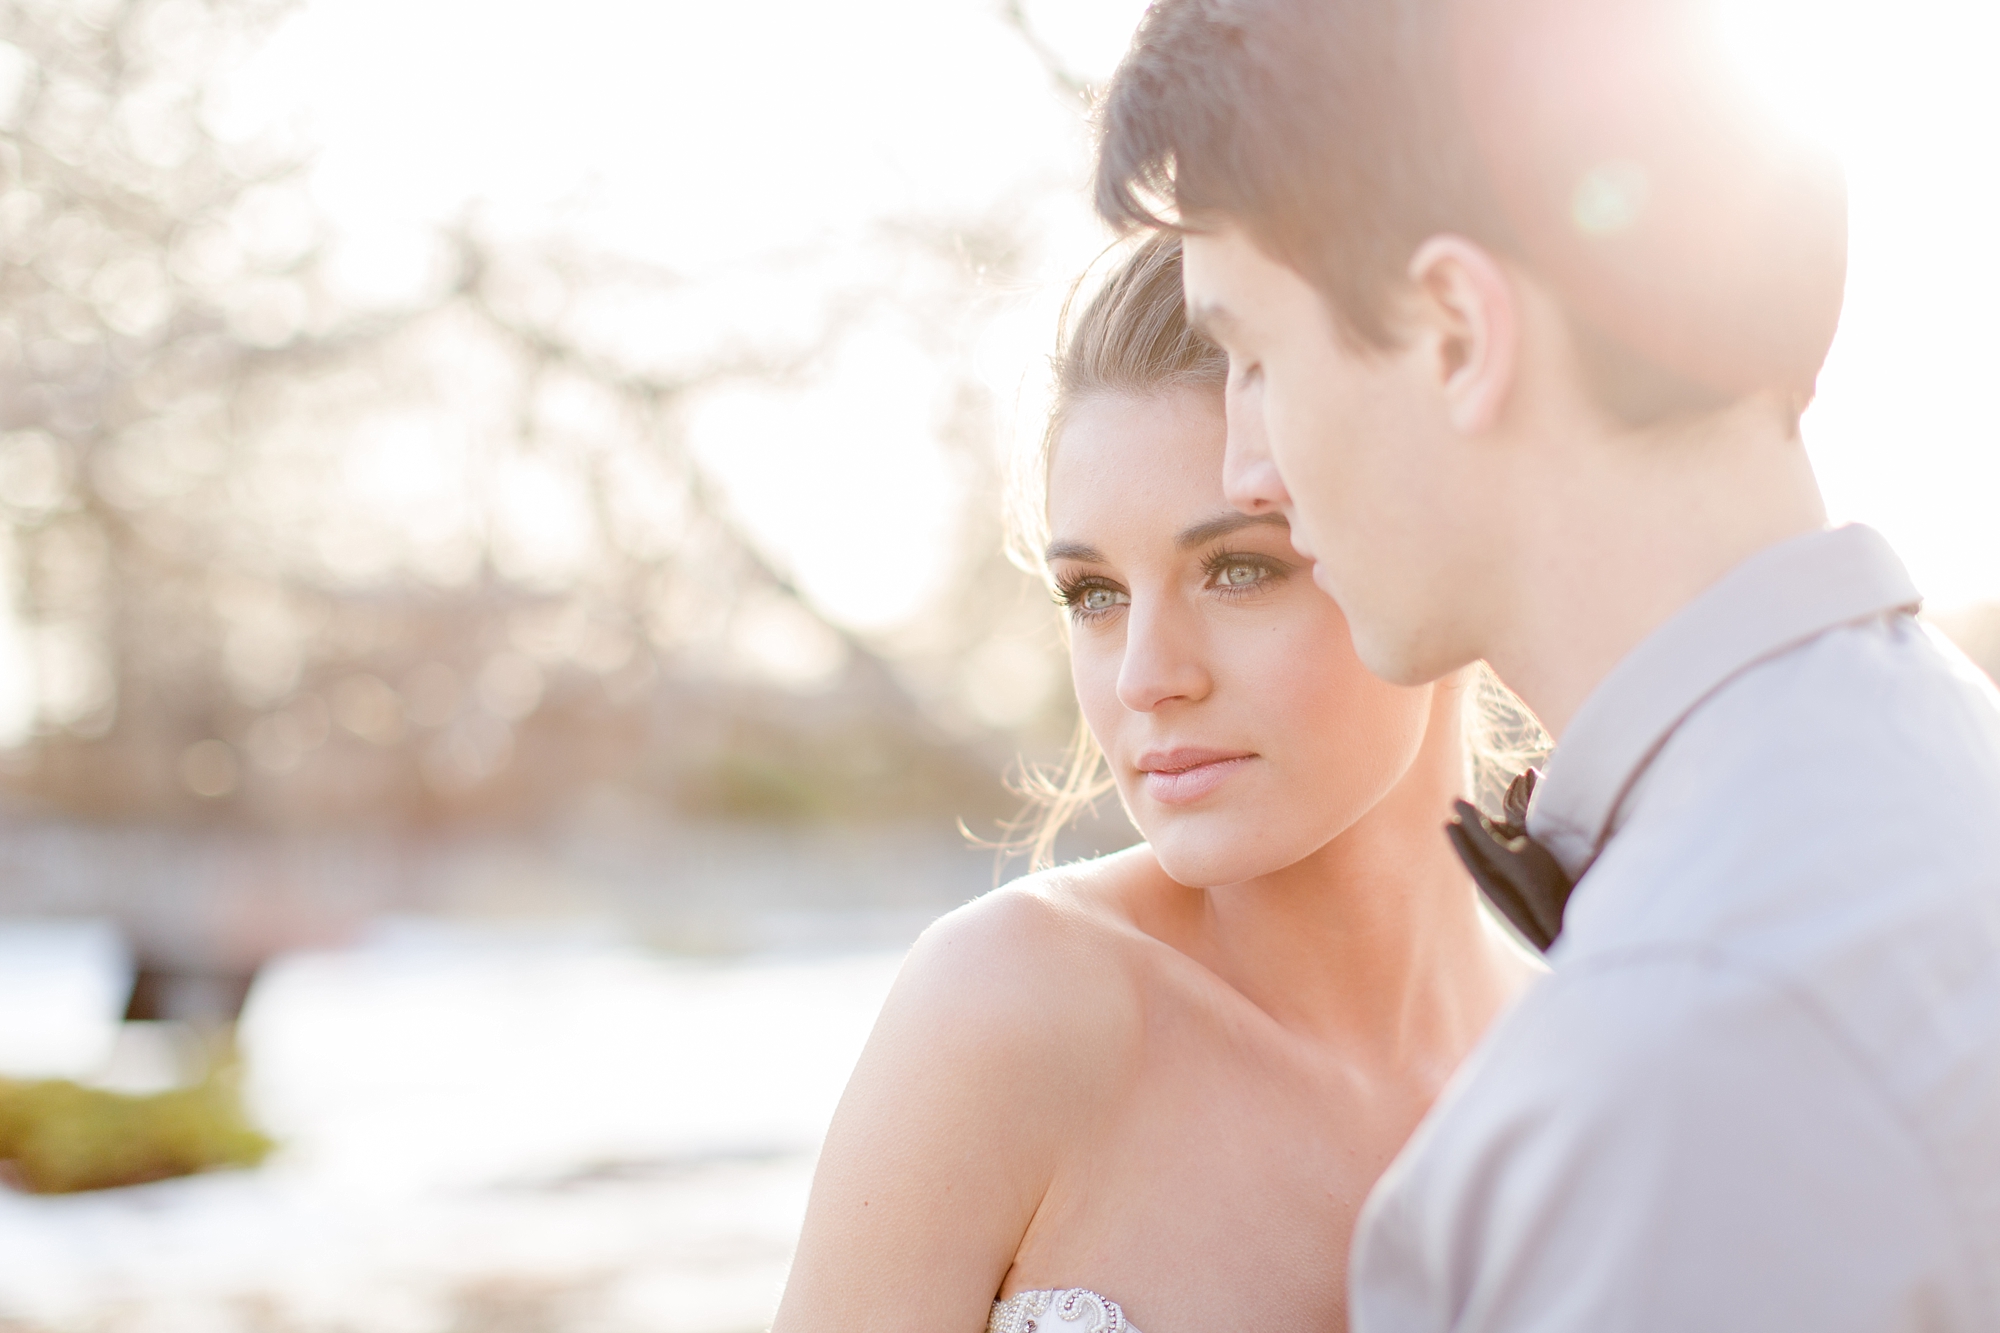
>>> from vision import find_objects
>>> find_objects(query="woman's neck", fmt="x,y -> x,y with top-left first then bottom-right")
1138,686 -> 1524,1069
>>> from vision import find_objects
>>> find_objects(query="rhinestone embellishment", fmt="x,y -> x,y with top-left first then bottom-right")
989,1288 -> 1131,1333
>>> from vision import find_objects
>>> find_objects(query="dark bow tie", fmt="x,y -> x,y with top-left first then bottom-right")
1447,768 -> 1576,954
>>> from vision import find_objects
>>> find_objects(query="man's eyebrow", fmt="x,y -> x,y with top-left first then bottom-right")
1045,539 -> 1106,564
1186,299 -> 1234,341
1175,511 -> 1289,549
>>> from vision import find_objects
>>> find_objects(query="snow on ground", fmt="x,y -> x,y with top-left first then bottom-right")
0,924 -> 910,1333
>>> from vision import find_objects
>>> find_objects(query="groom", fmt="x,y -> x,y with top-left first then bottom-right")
1095,0 -> 2000,1329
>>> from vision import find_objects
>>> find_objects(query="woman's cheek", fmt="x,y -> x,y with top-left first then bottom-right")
1069,637 -> 1125,751
1265,611 -> 1399,758
1247,608 -> 1344,713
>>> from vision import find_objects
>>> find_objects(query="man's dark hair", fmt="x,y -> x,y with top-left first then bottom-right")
1095,0 -> 1847,427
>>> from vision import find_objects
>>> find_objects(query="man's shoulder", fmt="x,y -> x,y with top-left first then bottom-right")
1437,946 -> 1882,1122
1355,946 -> 1989,1331
1588,610 -> 2000,938
1502,614 -> 2000,1311
1575,609 -> 2000,1071
1701,611 -> 2000,809
1352,613 -> 2000,1333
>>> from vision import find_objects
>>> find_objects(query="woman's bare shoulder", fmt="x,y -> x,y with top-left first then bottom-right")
776,846 -> 1169,1329
888,844 -> 1165,1061
803,844 -> 1176,1196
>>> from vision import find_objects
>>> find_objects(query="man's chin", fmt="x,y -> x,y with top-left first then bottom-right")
1349,616 -> 1459,688
1309,565 -> 1461,683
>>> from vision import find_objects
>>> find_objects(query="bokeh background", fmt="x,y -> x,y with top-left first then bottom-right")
0,0 -> 1995,1329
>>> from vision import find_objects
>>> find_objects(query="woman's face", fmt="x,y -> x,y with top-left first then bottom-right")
1046,387 -> 1439,888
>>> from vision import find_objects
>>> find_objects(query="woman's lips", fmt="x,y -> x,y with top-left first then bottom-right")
1137,748 -> 1256,806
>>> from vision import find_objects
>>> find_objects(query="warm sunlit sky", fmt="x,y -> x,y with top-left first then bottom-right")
219,0 -> 2000,629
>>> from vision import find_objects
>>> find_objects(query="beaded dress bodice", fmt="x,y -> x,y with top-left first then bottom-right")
989,1288 -> 1135,1333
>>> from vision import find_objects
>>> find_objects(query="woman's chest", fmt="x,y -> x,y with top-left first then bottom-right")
1003,1040 -> 1423,1331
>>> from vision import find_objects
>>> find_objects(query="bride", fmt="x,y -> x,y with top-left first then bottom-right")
772,235 -> 1538,1333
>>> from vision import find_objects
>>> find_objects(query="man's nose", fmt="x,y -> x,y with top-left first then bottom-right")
1221,374 -> 1290,516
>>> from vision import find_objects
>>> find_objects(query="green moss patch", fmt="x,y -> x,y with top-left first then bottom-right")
0,1069 -> 274,1194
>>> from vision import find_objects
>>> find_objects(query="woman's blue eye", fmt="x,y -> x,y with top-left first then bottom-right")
1052,575 -> 1130,618
1216,561 -> 1264,587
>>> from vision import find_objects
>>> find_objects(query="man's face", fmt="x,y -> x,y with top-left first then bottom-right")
1181,223 -> 1489,686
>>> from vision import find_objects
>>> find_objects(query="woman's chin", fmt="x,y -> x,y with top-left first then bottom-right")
1148,830 -> 1304,890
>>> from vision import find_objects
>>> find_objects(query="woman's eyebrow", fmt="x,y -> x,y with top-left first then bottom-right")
1175,511 -> 1289,550
1045,539 -> 1106,564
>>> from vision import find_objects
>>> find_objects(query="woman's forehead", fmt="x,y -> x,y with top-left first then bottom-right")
1047,389 -> 1228,538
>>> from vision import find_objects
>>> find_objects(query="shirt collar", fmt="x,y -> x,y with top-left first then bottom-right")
1525,524 -> 1921,880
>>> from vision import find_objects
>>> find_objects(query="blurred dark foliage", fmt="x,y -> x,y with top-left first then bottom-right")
0,1062 -> 271,1193
0,0 -> 1056,832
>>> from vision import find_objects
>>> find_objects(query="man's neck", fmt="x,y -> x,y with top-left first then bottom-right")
1485,399 -> 1828,740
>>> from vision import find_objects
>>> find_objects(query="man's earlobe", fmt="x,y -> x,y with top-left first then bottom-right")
1408,236 -> 1519,434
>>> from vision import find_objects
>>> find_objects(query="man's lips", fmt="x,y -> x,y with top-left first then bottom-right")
1136,748 -> 1256,806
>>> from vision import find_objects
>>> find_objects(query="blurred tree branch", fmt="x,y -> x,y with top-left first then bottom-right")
0,0 -> 1019,827
997,0 -> 1096,107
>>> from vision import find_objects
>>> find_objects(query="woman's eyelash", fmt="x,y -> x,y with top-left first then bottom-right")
1051,571 -> 1124,611
1049,553 -> 1286,615
1201,549 -> 1288,590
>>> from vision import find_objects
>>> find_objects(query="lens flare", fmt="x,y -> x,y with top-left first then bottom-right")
1711,0 -> 1863,156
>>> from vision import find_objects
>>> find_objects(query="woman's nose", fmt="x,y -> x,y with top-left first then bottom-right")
1115,598 -> 1211,713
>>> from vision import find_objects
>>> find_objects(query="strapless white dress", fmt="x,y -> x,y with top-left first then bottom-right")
989,1288 -> 1134,1333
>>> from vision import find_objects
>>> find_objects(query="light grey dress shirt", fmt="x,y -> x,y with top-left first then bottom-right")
1351,525 -> 2000,1331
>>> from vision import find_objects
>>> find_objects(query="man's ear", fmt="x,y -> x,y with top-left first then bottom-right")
1407,236 -> 1519,434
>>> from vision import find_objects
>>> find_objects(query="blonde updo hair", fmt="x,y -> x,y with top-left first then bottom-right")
1009,232 -> 1228,573
1005,233 -> 1543,871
